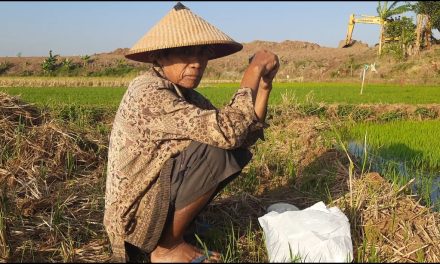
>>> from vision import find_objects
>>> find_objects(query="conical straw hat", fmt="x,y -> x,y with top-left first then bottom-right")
125,2 -> 243,63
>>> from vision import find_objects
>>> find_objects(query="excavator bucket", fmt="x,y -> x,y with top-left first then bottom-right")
338,40 -> 353,48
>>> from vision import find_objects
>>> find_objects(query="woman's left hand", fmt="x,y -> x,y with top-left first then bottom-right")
260,57 -> 279,91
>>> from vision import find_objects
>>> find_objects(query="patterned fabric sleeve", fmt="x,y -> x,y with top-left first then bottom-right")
241,118 -> 269,148
188,88 -> 268,148
138,83 -> 262,149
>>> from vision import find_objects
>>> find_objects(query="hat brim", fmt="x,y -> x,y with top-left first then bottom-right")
125,42 -> 243,63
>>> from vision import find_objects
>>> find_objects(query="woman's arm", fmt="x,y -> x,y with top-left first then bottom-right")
254,60 -> 279,122
241,50 -> 279,122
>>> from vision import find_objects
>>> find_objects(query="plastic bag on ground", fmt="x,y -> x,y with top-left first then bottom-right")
258,201 -> 353,263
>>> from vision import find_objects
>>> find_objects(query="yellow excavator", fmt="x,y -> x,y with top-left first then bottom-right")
342,14 -> 399,54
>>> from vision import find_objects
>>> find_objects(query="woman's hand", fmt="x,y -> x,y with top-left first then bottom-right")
241,49 -> 279,104
249,50 -> 279,76
257,52 -> 279,92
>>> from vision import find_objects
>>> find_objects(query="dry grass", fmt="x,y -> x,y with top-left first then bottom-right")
0,92 -> 111,262
332,171 -> 440,262
1,92 -> 440,263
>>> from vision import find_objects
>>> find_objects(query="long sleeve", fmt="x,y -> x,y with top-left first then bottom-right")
186,88 -> 268,148
136,83 -> 261,149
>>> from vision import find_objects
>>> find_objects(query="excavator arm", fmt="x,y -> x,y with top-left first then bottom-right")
343,14 -> 384,48
343,14 -> 356,47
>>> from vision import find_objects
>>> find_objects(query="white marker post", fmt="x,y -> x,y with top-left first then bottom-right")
360,64 -> 369,95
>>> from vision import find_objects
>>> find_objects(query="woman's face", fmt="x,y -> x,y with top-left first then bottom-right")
156,46 -> 210,89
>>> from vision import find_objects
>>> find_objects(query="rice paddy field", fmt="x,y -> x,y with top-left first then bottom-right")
2,82 -> 440,108
1,81 -> 440,262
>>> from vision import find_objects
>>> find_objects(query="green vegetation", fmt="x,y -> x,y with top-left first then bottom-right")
35,50 -> 144,77
342,120 -> 439,204
342,120 -> 440,169
0,87 -> 125,108
412,1 -> 440,32
383,17 -> 416,60
42,50 -> 60,75
3,82 -> 440,109
200,82 -> 440,105
340,120 -> 440,210
0,62 -> 13,75
2,81 -> 440,262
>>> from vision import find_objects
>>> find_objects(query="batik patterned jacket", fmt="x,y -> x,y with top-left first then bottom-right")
103,69 -> 266,262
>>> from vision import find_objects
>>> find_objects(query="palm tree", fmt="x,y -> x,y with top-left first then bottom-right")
376,1 -> 412,55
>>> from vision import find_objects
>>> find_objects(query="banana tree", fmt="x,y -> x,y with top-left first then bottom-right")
376,1 -> 412,55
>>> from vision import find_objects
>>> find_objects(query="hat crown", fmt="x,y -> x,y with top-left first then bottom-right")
173,2 -> 188,11
125,2 -> 242,62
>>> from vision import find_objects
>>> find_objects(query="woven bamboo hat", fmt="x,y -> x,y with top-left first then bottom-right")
125,2 -> 243,63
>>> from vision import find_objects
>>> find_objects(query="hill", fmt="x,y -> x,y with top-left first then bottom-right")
1,40 -> 439,84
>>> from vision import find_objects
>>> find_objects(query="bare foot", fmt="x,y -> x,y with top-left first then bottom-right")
150,241 -> 221,263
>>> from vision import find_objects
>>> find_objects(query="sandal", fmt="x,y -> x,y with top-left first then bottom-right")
190,250 -> 217,263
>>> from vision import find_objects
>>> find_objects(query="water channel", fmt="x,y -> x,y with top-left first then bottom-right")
347,141 -> 440,211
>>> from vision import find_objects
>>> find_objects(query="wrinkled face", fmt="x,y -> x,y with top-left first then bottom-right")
156,46 -> 211,89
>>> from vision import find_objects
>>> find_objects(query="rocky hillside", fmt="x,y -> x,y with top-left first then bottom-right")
1,40 -> 439,84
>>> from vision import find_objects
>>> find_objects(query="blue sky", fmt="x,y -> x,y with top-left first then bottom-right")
0,1 -> 425,57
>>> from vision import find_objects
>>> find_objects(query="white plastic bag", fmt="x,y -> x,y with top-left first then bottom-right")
258,201 -> 353,263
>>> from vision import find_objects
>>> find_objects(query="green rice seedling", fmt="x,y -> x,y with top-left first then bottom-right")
360,131 -> 368,176
58,105 -> 79,123
65,152 -> 77,178
343,120 -> 440,207
344,120 -> 440,169
200,82 -> 440,104
4,82 -> 440,107
14,114 -> 26,134
416,248 -> 426,263
49,197 -> 66,236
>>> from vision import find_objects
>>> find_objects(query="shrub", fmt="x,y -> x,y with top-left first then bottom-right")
415,107 -> 438,119
379,110 -> 407,122
352,107 -> 374,121
336,104 -> 355,118
42,50 -> 60,75
0,61 -> 13,75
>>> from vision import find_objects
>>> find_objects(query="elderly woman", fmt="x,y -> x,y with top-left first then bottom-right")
104,2 -> 279,263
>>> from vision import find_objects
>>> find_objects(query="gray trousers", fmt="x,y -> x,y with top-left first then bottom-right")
170,141 -> 253,211
124,141 -> 252,260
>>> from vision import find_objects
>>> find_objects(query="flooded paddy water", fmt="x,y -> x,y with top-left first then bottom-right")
347,140 -> 440,211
